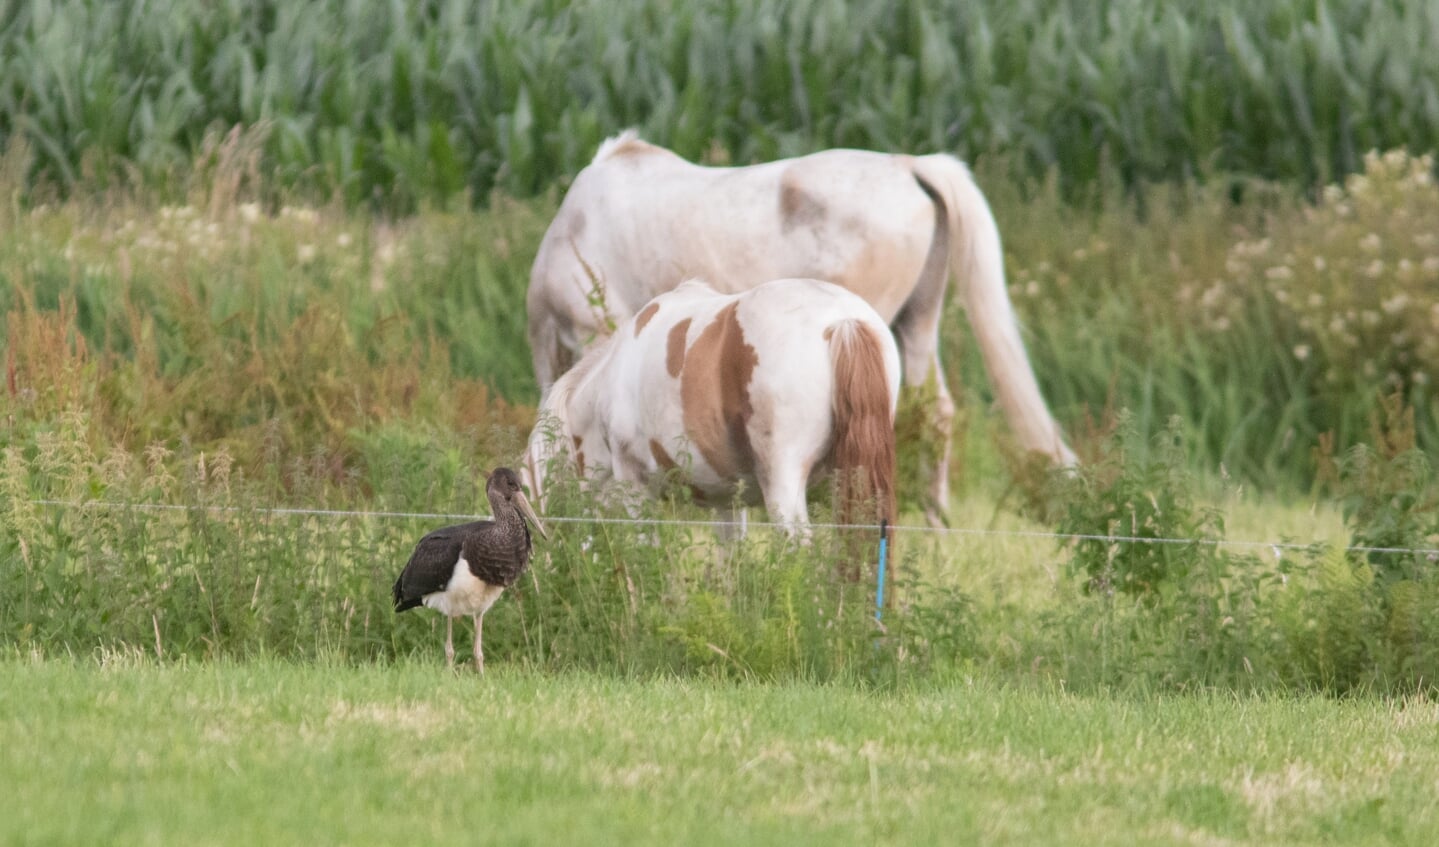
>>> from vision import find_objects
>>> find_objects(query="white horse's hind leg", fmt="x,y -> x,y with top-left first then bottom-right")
927,358 -> 956,520
897,333 -> 955,526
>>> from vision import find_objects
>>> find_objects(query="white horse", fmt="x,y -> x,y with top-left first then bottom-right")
523,278 -> 899,541
527,131 -> 1076,518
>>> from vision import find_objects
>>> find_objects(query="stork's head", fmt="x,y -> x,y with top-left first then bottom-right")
486,467 -> 548,540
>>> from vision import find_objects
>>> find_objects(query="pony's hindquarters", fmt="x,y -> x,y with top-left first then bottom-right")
826,319 -> 899,575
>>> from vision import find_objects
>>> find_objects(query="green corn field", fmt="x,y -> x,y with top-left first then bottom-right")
2,0 -> 1438,206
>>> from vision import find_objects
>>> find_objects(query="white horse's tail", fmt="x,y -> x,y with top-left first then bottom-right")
911,157 -> 1077,465
827,319 -> 898,569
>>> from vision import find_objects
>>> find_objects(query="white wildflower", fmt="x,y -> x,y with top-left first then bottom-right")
281,206 -> 319,225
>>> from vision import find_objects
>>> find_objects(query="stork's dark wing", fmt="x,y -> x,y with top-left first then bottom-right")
392,521 -> 489,611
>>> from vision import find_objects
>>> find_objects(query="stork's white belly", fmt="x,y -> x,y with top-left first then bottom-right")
422,557 -> 506,617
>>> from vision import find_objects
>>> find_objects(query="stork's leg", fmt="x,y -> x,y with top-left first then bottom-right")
444,617 -> 456,668
472,613 -> 485,674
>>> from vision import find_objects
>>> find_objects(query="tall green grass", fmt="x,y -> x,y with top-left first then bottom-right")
2,138 -> 1437,693
2,141 -> 1436,491
4,393 -> 1436,693
976,148 -> 1439,488
2,0 -> 1437,205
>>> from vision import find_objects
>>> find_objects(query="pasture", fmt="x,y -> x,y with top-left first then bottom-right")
3,144 -> 1438,842
4,657 -> 1438,846
3,4 -> 1439,840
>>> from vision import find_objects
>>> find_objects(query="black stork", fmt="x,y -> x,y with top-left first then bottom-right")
392,467 -> 549,671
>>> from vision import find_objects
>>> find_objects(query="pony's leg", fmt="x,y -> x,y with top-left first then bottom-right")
528,312 -> 562,392
759,463 -> 812,544
715,506 -> 748,543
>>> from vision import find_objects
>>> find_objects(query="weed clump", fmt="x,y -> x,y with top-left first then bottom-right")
1034,406 -> 1439,694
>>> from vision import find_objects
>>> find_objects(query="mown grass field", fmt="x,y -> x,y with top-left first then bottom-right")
5,657 -> 1438,846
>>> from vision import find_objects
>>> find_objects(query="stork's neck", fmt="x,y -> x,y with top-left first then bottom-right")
488,493 -> 525,528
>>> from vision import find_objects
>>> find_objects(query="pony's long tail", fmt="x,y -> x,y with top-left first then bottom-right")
910,156 -> 1077,465
828,319 -> 898,574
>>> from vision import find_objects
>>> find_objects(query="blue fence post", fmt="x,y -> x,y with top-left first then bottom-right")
875,519 -> 889,624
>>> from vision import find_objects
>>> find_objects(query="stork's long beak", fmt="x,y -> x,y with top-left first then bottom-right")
514,490 -> 549,540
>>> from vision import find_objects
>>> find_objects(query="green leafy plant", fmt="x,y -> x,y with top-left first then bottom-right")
1052,414 -> 1223,599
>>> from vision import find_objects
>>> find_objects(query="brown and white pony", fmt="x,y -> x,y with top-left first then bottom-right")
526,131 -> 1075,518
523,278 -> 899,540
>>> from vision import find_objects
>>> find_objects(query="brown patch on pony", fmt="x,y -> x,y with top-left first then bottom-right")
650,439 -> 677,470
572,435 -> 586,476
634,302 -> 660,336
608,141 -> 654,157
665,318 -> 692,377
826,320 -> 898,581
680,303 -> 758,478
596,133 -> 662,160
778,170 -> 826,232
